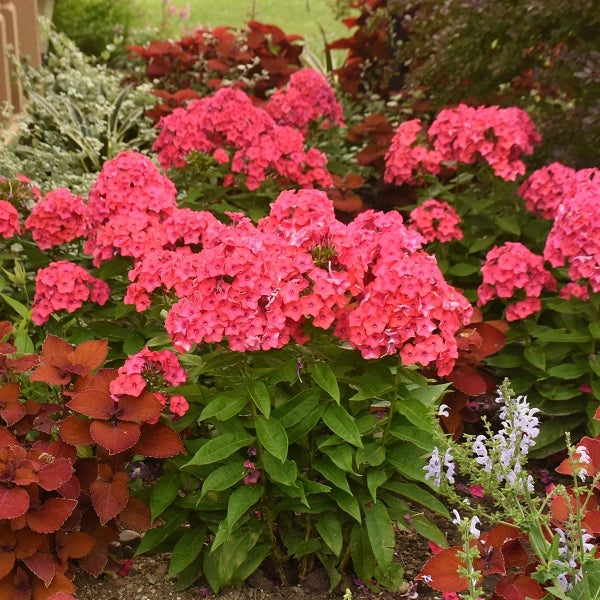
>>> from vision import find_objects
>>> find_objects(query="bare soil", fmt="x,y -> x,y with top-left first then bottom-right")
73,519 -> 446,600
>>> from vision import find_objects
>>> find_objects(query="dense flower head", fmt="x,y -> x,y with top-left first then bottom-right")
559,282 -> 590,301
428,104 -> 541,181
0,200 -> 21,239
153,87 -> 333,190
409,199 -> 463,243
31,260 -> 110,325
518,162 -> 578,219
478,242 -> 556,320
383,119 -> 444,186
266,68 -> 344,132
146,189 -> 471,375
84,151 -> 179,265
110,347 -> 188,418
24,188 -> 87,249
544,187 -> 600,292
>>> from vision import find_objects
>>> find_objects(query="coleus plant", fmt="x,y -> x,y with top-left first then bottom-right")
0,324 -> 186,599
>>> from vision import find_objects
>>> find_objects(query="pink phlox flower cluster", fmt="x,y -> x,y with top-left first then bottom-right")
544,187 -> 600,292
24,188 -> 87,249
31,260 -> 110,325
85,151 -> 178,265
383,119 -> 444,186
559,282 -> 590,301
153,87 -> 333,191
518,162 -> 578,219
409,199 -> 463,243
0,200 -> 21,239
477,242 -> 556,321
109,347 -> 188,419
266,68 -> 345,132
428,104 -> 541,181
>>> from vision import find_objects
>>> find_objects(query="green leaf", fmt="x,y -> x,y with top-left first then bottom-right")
273,389 -> 321,429
314,457 -> 351,494
535,330 -> 591,343
331,488 -> 361,522
367,469 -> 387,502
322,404 -> 363,448
386,443 -> 427,482
394,397 -> 432,433
364,501 -> 394,566
308,361 -> 340,403
317,551 -> 342,591
123,332 -> 145,355
230,544 -> 271,585
0,292 -> 30,320
289,538 -> 322,558
411,514 -> 448,548
262,451 -> 297,487
198,391 -> 248,422
256,415 -> 288,462
168,526 -> 206,575
382,481 -> 450,519
356,442 -> 385,468
226,485 -> 263,531
591,356 -> 600,378
569,560 -> 600,600
495,216 -> 520,235
150,472 -> 181,521
547,363 -> 589,379
389,424 -> 435,451
316,513 -> 343,557
185,433 -> 254,467
447,262 -> 480,276
287,404 -> 326,443
135,508 -> 187,555
523,346 -> 546,371
200,461 -> 245,497
590,321 -> 600,339
322,443 -> 356,472
174,559 -> 203,591
406,383 -> 449,406
531,415 -> 586,453
350,523 -> 375,583
247,380 -> 270,418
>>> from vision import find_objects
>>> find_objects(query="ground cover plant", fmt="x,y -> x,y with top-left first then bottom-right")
4,5 -> 600,599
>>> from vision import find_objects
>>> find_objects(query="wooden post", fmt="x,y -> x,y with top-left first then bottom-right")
1,0 -> 40,68
0,2 -> 22,112
0,13 -> 12,111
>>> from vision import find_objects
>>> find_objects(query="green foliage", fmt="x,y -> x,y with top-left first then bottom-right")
52,0 -> 135,57
0,29 -> 155,194
143,345 -> 450,593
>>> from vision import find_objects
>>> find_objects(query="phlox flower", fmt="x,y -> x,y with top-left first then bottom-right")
544,186 -> 600,293
0,200 -> 21,239
266,68 -> 344,132
384,119 -> 444,186
154,87 -> 333,190
477,242 -> 555,321
428,104 -> 541,181
25,188 -> 87,249
31,260 -> 110,325
409,199 -> 463,243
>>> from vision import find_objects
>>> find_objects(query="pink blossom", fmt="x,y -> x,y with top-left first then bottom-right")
409,199 -> 463,243
0,200 -> 21,238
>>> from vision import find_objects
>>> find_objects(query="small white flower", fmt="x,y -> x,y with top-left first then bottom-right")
579,467 -> 588,482
443,448 -> 456,484
452,509 -> 461,525
469,516 -> 481,539
576,445 -> 591,465
437,404 -> 450,417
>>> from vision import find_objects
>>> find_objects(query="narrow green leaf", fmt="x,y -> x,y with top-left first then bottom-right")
0,292 -> 30,320
411,514 -> 448,548
287,403 -> 326,443
331,488 -> 361,522
256,415 -> 288,462
135,508 -> 187,555
184,433 -> 254,467
308,361 -> 340,403
322,443 -> 356,472
394,397 -> 432,433
230,544 -> 271,585
200,461 -> 245,497
247,380 -> 271,418
386,443 -> 426,482
198,392 -> 248,422
262,451 -> 297,487
364,501 -> 395,566
382,481 -> 450,519
168,527 -> 206,575
524,346 -> 546,371
350,523 -> 375,583
547,363 -> 588,380
316,513 -> 343,557
174,559 -> 203,591
356,443 -> 385,467
388,424 -> 435,451
322,404 -> 363,448
150,472 -> 181,521
314,457 -> 351,494
226,485 -> 263,531
367,469 -> 387,502
273,389 -> 321,429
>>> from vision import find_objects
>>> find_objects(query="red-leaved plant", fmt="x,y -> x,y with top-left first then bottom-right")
0,323 -> 185,599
